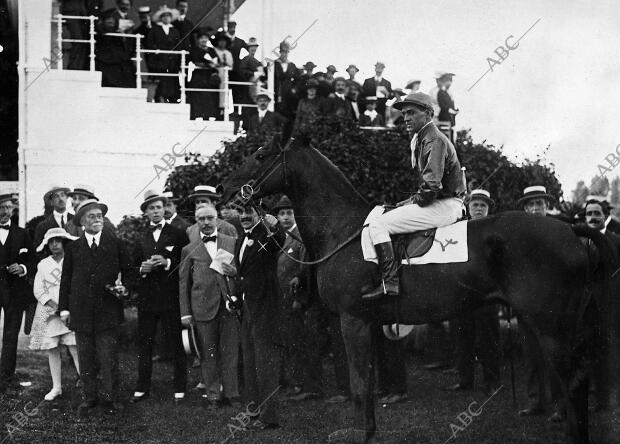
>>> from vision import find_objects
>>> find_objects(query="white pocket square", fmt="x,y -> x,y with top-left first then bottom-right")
287,248 -> 294,254
165,246 -> 174,252
19,248 -> 28,254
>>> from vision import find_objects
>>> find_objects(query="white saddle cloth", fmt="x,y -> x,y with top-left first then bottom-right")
361,206 -> 468,265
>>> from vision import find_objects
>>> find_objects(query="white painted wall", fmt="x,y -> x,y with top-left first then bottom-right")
18,0 -> 235,224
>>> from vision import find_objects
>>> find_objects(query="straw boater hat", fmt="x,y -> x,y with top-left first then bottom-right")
467,189 -> 494,207
0,193 -> 13,205
272,196 -> 294,213
152,6 -> 180,23
68,184 -> 98,200
189,185 -> 221,201
434,71 -> 455,80
392,92 -> 434,112
162,191 -> 179,202
517,185 -> 554,207
45,185 -> 71,200
382,323 -> 414,341
140,189 -> 168,212
364,96 -> 378,102
182,325 -> 201,360
36,227 -> 78,252
75,199 -> 108,224
247,37 -> 259,47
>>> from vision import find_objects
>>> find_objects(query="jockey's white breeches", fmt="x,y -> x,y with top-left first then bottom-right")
368,197 -> 464,245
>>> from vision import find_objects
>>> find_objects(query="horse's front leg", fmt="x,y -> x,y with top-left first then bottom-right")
340,311 -> 376,443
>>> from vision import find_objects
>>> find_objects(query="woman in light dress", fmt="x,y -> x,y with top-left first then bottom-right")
29,228 -> 80,401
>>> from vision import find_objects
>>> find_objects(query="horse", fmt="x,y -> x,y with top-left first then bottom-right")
220,135 -> 615,443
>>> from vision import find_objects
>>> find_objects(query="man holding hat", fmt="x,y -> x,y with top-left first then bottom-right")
65,185 -> 115,237
130,190 -> 189,404
362,62 -> 392,121
34,185 -> 74,249
0,193 -> 34,394
244,94 -> 286,136
363,92 -> 465,301
445,190 -> 500,393
187,185 -> 239,242
59,198 -> 132,416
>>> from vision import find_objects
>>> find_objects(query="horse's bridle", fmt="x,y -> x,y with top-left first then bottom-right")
237,138 -> 363,266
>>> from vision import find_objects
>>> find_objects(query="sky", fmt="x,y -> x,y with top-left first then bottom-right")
234,0 -> 620,198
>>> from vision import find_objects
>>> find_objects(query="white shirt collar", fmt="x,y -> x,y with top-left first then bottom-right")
600,227 -> 607,235
335,92 -> 345,99
84,230 -> 102,245
1,219 -> 11,227
245,222 -> 260,234
374,76 -> 382,83
159,23 -> 172,34
605,216 -> 612,228
258,108 -> 268,119
364,109 -> 378,119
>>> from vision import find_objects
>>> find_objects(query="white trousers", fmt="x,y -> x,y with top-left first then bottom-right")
368,197 -> 463,245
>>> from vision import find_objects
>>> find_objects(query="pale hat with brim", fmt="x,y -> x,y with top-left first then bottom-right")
140,189 -> 168,212
36,227 -> 78,252
68,184 -> 98,200
382,323 -> 414,341
45,185 -> 71,200
247,37 -> 259,47
517,185 -> 554,207
467,189 -> 494,207
182,325 -> 201,360
0,193 -> 13,205
162,191 -> 179,202
392,92 -> 434,112
189,185 -> 221,200
75,199 -> 108,224
152,6 -> 180,23
434,70 -> 455,79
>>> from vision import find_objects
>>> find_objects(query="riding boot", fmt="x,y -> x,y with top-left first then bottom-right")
362,242 -> 399,301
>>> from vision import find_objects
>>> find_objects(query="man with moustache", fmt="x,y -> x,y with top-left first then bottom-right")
34,185 -> 74,249
59,199 -> 132,416
0,193 -> 35,394
65,185 -> 115,237
130,190 -> 189,404
179,205 -> 240,408
236,203 -> 286,430
445,190 -> 500,394
186,186 -> 239,242
162,191 -> 191,231
583,198 -> 620,255
363,92 -> 465,301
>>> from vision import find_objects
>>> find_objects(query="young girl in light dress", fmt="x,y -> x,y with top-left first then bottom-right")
29,228 -> 80,401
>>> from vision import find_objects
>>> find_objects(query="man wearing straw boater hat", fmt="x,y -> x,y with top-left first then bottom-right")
130,190 -> 189,404
187,185 -> 239,242
363,92 -> 465,301
34,185 -> 73,249
59,198 -> 132,416
518,185 -> 554,217
0,192 -> 34,395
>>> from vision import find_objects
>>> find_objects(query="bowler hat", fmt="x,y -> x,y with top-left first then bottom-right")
36,227 -> 78,252
255,93 -> 271,102
189,185 -> 221,201
272,196 -> 294,212
517,185 -> 554,207
140,189 -> 168,212
467,189 -> 494,207
303,61 -> 317,70
392,92 -> 434,112
75,199 -> 108,224
326,65 -> 337,73
68,184 -> 98,200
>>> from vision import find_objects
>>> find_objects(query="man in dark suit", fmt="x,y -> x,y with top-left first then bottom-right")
34,185 -> 74,249
163,191 -> 191,231
235,203 -> 286,430
244,94 -> 286,136
226,21 -> 248,106
272,197 -> 307,394
172,0 -> 195,50
584,198 -> 620,254
59,199 -> 132,416
362,62 -> 392,121
179,205 -> 239,408
0,193 -> 34,393
323,77 -> 353,119
130,191 -> 189,404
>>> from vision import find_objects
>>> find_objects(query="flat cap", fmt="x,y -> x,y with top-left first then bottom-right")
392,92 -> 434,112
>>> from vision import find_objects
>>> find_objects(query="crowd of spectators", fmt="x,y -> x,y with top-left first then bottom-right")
58,0 -> 459,135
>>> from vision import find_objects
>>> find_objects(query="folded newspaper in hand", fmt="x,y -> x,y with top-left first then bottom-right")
209,249 -> 235,275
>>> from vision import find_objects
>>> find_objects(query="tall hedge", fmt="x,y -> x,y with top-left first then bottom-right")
166,117 -> 563,216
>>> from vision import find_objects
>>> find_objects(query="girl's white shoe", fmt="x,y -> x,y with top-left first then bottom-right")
44,388 -> 62,401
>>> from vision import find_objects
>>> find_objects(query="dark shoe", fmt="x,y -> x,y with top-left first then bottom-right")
77,401 -> 97,417
325,394 -> 349,404
443,383 -> 473,392
289,391 -> 321,401
244,419 -> 279,431
361,242 -> 399,301
518,405 -> 545,416
130,393 -> 149,403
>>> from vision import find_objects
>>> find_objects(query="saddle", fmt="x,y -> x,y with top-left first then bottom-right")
394,229 -> 437,260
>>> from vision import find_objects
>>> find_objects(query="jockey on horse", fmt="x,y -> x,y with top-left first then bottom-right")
363,92 -> 466,301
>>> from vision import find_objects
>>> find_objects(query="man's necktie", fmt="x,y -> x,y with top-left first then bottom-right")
90,238 -> 98,254
202,235 -> 217,243
60,215 -> 65,228
0,225 -> 9,230
150,224 -> 163,232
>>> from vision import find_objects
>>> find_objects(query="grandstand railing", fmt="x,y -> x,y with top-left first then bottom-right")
52,14 -> 275,120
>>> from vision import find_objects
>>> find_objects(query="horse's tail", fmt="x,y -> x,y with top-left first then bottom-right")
571,224 -> 619,407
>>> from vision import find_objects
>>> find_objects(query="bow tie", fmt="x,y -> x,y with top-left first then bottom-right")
150,224 -> 163,232
0,225 -> 9,230
202,235 -> 217,243
244,231 -> 254,239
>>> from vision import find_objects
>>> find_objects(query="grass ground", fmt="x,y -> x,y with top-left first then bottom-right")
1,345 -> 619,444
